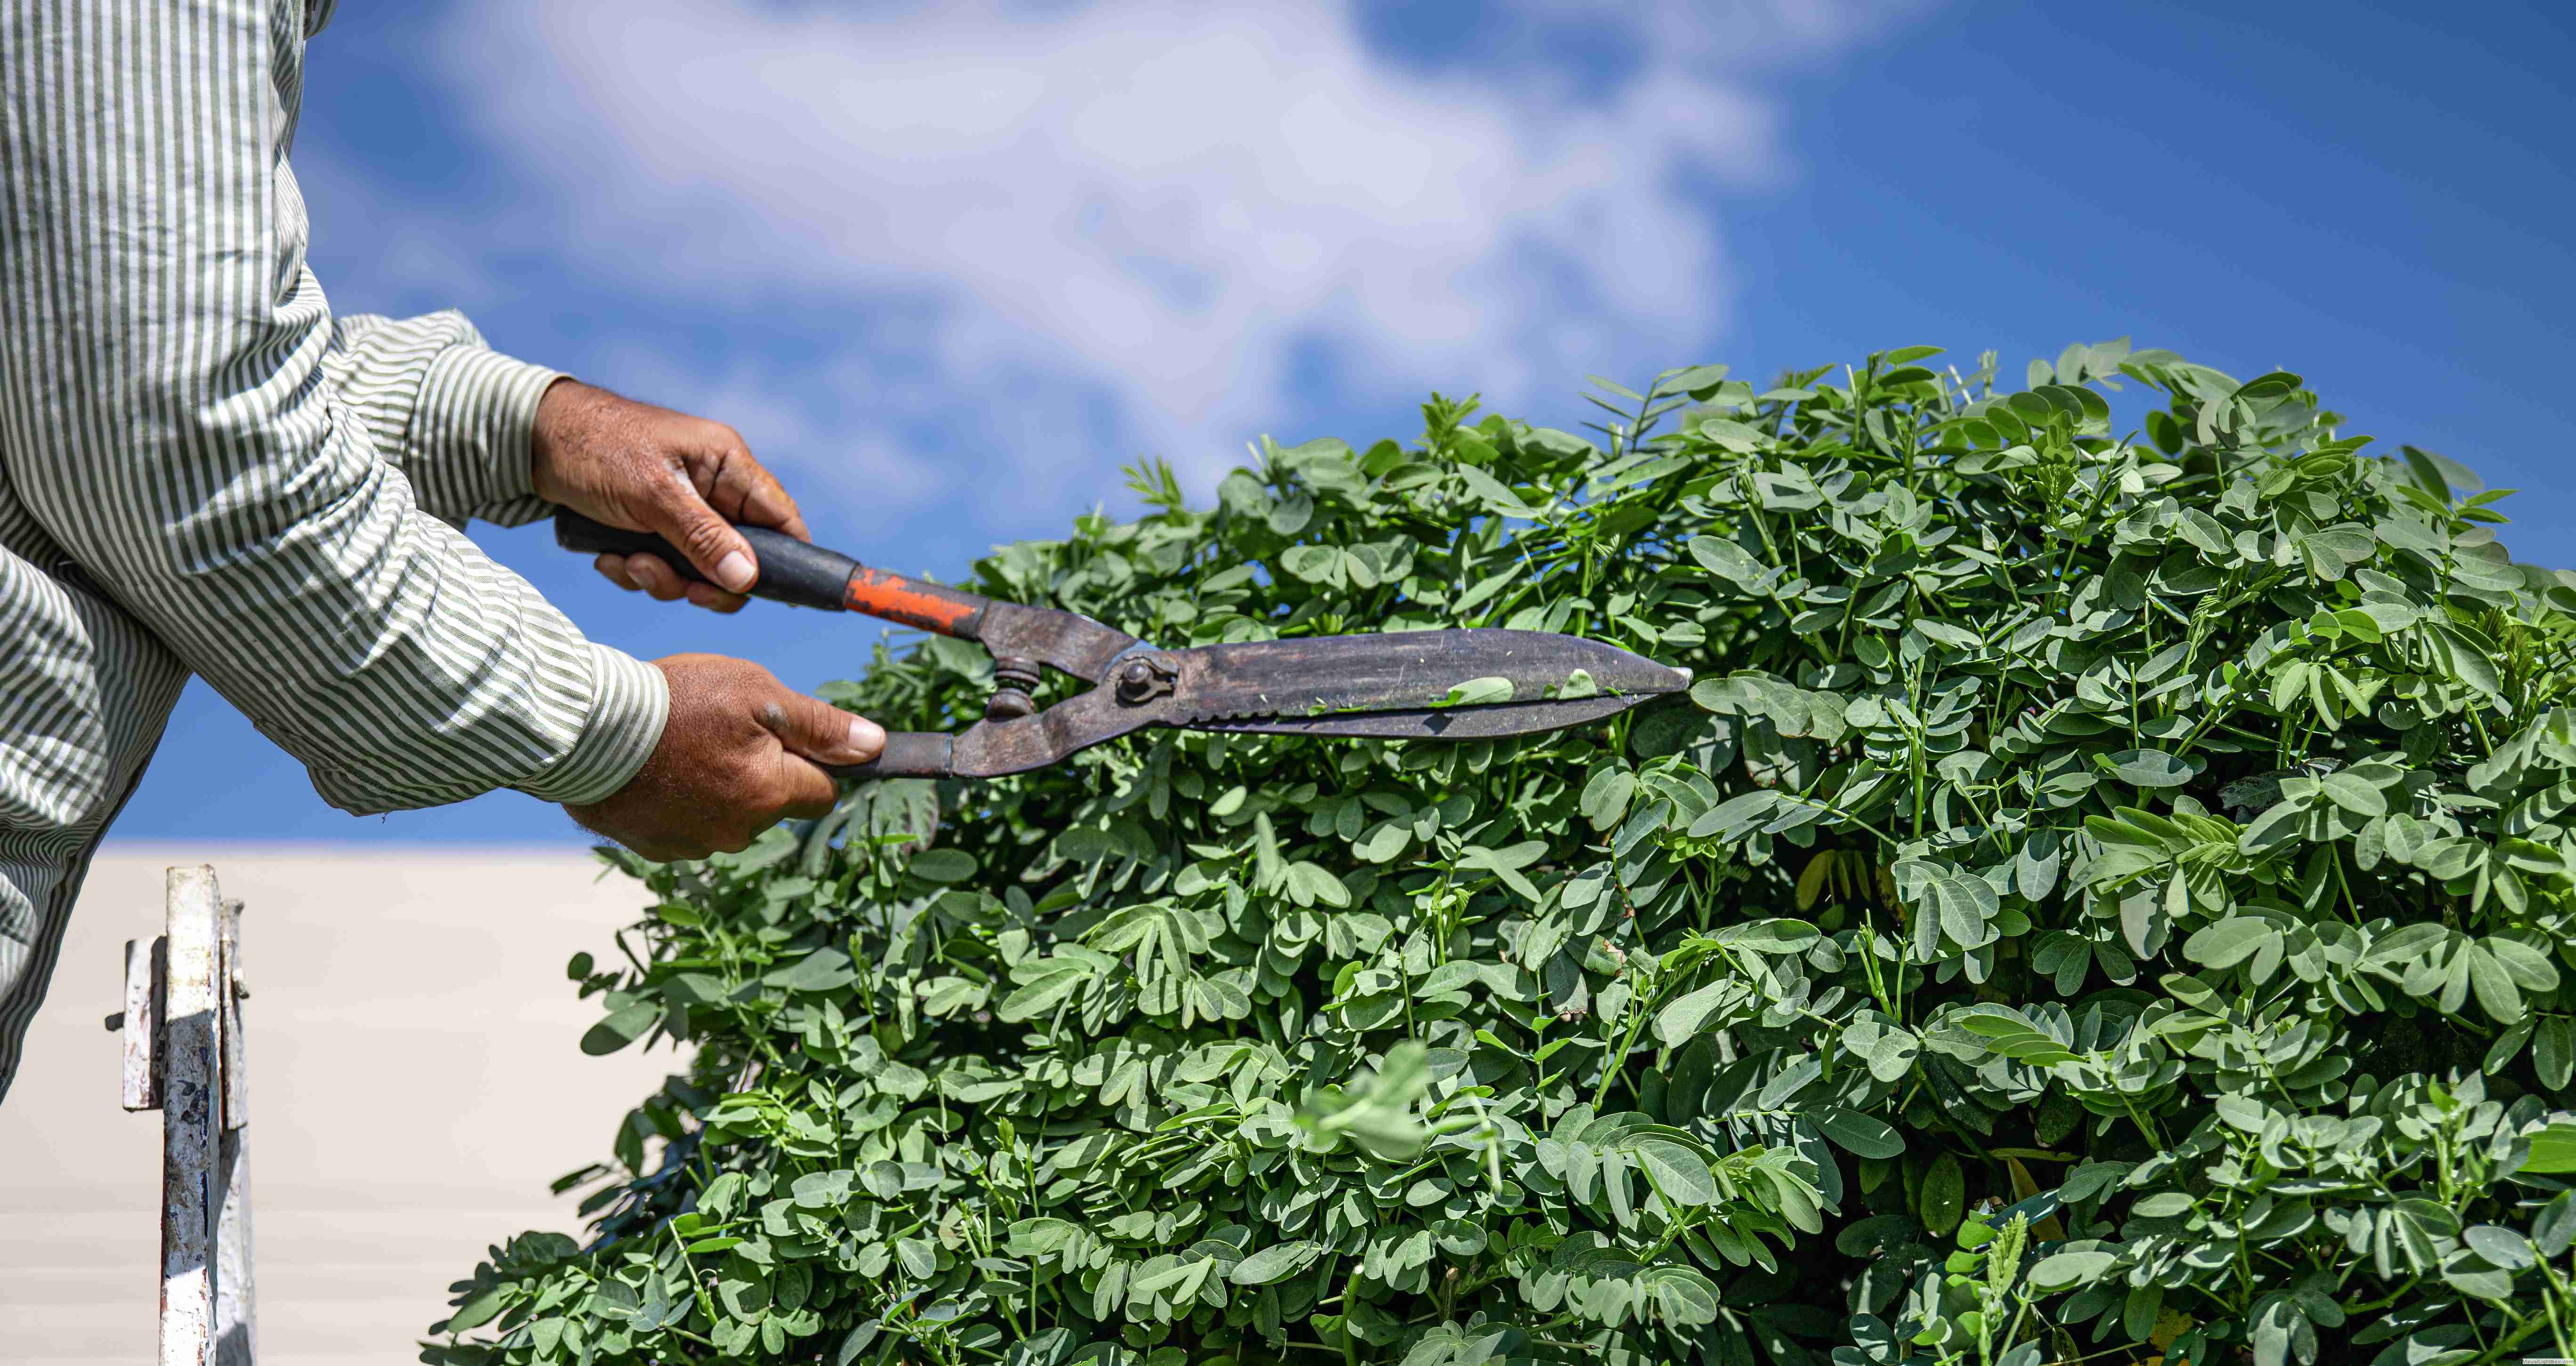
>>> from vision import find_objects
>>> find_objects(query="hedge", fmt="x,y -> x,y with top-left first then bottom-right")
428,342 -> 2576,1366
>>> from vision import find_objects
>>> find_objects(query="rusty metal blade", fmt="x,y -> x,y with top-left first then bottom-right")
1191,693 -> 1654,740
850,629 -> 1690,780
1167,629 -> 1689,724
974,601 -> 1139,684
944,686 -> 1148,778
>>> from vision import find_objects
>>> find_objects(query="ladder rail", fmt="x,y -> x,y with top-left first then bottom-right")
111,865 -> 255,1366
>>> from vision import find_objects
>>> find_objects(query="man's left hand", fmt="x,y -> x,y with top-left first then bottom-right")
530,378 -> 807,614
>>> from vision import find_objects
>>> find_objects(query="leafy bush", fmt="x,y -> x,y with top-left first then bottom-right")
433,344 -> 2576,1366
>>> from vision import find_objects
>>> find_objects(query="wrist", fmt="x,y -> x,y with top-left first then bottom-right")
529,375 -> 591,506
411,346 -> 566,524
514,643 -> 671,806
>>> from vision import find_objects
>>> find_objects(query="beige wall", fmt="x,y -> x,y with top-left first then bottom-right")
0,847 -> 683,1366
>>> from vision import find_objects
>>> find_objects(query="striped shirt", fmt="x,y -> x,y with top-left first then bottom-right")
0,0 -> 670,1100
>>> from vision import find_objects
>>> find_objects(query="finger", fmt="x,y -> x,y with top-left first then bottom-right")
684,582 -> 749,614
625,553 -> 691,602
751,698 -> 841,820
593,554 -> 644,592
702,441 -> 810,543
644,466 -> 758,593
773,755 -> 838,821
751,687 -> 887,767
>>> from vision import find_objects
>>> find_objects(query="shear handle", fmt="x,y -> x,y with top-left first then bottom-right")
825,731 -> 955,780
554,508 -> 991,639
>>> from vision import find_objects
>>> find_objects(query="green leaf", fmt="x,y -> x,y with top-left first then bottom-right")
1352,819 -> 1411,864
1435,676 -> 1515,708
1655,981 -> 1732,1045
2318,770 -> 2388,817
1813,1107 -> 1905,1158
836,1323 -> 882,1366
1640,1265 -> 1722,1328
1454,464 -> 1536,516
2523,1124 -> 2576,1173
2486,935 -> 2561,991
2026,1250 -> 2117,1293
2536,1192 -> 2576,1258
580,1002 -> 660,1056
1457,841 -> 1548,900
1866,1028 -> 1920,1083
1704,919 -> 1819,954
995,953 -> 1104,1023
1453,562 -> 1525,616
2537,1016 -> 2575,1091
765,948 -> 858,993
2463,1224 -> 2535,1271
1252,811 -> 1285,892
907,848 -> 978,883
1579,767 -> 1636,832
1285,861 -> 1353,909
1230,1241 -> 1322,1285
1688,536 -> 1772,592
1951,1006 -> 2080,1066
2098,748 -> 2196,789
2184,917 -> 2275,971
1664,363 -> 1732,396
2468,942 -> 2527,1023
1633,1139 -> 1716,1206
1919,1154 -> 1966,1235
443,1285 -> 507,1334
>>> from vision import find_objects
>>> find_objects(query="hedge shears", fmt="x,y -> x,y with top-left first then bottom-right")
557,510 -> 1692,780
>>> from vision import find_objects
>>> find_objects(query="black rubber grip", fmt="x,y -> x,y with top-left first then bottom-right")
554,508 -> 858,612
826,732 -> 953,780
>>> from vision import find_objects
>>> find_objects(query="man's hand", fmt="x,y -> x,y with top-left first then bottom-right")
531,379 -> 805,614
565,655 -> 886,860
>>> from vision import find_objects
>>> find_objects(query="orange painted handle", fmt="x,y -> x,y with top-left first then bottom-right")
846,567 -> 986,639
554,508 -> 990,639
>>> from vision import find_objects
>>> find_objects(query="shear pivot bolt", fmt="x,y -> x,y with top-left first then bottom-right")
1115,655 -> 1177,703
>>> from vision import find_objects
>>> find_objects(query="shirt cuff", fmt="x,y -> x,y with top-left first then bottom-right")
514,644 -> 668,806
412,345 -> 565,528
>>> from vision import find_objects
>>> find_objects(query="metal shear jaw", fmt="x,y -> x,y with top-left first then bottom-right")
832,625 -> 1692,782
846,605 -> 1173,781
552,509 -> 1693,784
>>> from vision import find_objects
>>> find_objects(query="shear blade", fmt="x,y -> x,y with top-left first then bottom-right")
1173,628 -> 1688,725
927,627 -> 1689,779
1192,693 -> 1656,741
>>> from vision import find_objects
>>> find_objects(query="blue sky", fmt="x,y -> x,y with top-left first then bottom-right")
105,0 -> 2576,845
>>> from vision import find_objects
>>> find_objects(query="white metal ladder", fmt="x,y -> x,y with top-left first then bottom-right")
106,865 -> 255,1366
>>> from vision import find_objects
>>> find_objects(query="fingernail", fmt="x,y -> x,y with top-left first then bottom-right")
846,715 -> 886,759
715,550 -> 755,592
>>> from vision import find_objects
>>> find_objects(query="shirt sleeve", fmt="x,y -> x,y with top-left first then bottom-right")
0,0 -> 665,815
320,310 -> 562,530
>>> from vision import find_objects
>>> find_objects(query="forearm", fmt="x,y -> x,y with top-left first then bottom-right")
13,337 -> 665,812
322,310 -> 562,529
0,0 -> 662,815
160,456 -> 668,812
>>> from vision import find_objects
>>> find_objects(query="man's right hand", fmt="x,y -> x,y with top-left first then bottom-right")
564,654 -> 886,861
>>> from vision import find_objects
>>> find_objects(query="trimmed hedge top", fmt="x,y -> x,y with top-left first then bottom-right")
433,343 -> 2576,1366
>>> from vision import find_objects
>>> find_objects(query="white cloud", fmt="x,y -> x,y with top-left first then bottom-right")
588,341 -> 946,510
431,0 -> 1920,510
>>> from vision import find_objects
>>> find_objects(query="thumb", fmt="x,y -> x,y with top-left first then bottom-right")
643,473 -> 759,594
756,687 -> 888,767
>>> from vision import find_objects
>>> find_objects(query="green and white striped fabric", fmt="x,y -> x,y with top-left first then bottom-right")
0,0 -> 669,1100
